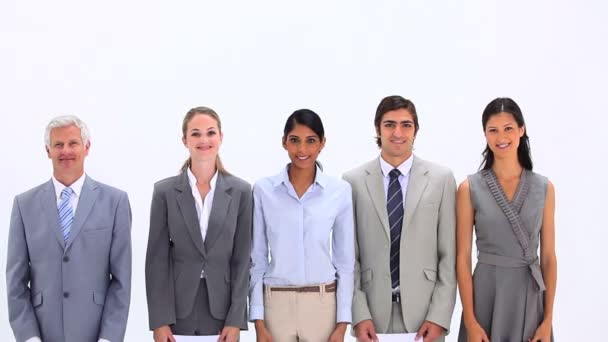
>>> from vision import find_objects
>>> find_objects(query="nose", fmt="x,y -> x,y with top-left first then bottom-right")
393,125 -> 404,137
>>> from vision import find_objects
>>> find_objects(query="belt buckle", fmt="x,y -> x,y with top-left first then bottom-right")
392,292 -> 400,303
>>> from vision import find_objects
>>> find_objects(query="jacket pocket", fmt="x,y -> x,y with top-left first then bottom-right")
31,291 -> 43,307
93,290 -> 106,305
423,269 -> 437,282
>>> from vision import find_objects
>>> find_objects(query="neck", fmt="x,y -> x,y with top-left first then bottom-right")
381,151 -> 412,168
492,157 -> 523,179
288,164 -> 316,187
190,159 -> 217,184
54,171 -> 83,187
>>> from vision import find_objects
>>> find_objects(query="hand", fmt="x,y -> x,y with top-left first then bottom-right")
415,321 -> 446,342
464,321 -> 490,342
153,325 -> 176,342
528,320 -> 552,342
219,325 -> 240,342
328,322 -> 348,342
354,319 -> 378,342
254,320 -> 272,342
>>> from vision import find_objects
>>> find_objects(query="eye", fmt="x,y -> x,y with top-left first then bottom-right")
403,122 -> 412,128
384,122 -> 395,128
207,130 -> 217,136
289,137 -> 299,143
191,132 -> 201,137
306,138 -> 318,144
487,128 -> 497,133
54,143 -> 63,148
505,126 -> 513,131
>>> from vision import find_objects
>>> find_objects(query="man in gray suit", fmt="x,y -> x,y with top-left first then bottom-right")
6,115 -> 132,342
343,96 -> 456,342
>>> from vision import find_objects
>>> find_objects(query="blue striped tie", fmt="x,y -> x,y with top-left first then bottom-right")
387,169 -> 404,289
58,187 -> 74,242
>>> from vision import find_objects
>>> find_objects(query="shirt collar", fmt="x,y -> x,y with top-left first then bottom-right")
272,164 -> 328,189
52,173 -> 86,200
380,153 -> 414,178
187,167 -> 219,192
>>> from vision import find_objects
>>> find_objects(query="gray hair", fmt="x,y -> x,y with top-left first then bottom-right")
44,115 -> 91,148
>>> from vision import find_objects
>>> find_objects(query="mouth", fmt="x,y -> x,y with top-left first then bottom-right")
296,155 -> 310,161
496,143 -> 511,150
196,145 -> 213,151
390,139 -> 406,144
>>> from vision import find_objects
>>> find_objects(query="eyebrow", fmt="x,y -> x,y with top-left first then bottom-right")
288,134 -> 318,139
382,119 -> 414,124
487,123 -> 515,128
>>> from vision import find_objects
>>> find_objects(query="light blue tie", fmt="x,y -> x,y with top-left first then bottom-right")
58,187 -> 74,242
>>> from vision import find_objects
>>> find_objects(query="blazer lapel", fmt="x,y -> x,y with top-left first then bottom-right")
365,158 -> 391,241
204,173 -> 232,251
175,172 -> 206,258
403,156 -> 429,231
65,176 -> 99,251
40,180 -> 65,249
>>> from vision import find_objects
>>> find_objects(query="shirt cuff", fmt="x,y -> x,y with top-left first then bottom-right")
249,304 -> 265,322
336,308 -> 352,324
99,339 -> 111,342
25,337 -> 41,342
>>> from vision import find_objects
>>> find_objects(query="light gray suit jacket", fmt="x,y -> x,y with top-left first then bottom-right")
145,171 -> 252,330
6,176 -> 132,342
343,156 -> 456,336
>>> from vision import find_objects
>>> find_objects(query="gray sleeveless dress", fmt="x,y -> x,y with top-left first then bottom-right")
457,169 -> 554,342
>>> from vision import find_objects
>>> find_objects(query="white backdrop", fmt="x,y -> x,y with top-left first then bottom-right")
1,1 -> 607,341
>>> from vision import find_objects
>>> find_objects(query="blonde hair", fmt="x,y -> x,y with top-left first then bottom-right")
180,106 -> 227,174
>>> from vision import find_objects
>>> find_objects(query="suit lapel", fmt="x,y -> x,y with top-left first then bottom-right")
204,173 -> 232,251
175,172 -> 206,258
65,176 -> 99,251
403,156 -> 429,231
365,158 -> 391,241
40,180 -> 65,249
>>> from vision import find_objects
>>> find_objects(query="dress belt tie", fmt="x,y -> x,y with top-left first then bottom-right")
478,252 -> 546,291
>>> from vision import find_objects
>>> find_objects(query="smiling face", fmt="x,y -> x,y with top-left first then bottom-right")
378,108 -> 416,166
46,125 -> 90,181
283,123 -> 325,171
484,112 -> 525,159
182,113 -> 223,164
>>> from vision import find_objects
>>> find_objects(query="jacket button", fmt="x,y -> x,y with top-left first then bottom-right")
194,330 -> 200,336
63,256 -> 69,262
63,292 -> 69,298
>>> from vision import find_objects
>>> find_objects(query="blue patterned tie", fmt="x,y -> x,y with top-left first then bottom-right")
58,187 -> 74,242
387,169 -> 404,289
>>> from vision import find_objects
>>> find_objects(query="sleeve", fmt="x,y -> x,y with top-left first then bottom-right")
6,196 -> 42,341
424,171 -> 457,331
98,191 -> 132,342
332,183 -> 355,323
224,184 -> 253,329
248,183 -> 269,321
145,185 -> 177,330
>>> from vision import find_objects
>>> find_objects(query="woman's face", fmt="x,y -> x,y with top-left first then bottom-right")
182,113 -> 223,163
283,123 -> 325,170
484,112 -> 524,158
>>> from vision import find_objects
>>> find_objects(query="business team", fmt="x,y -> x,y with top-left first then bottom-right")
6,96 -> 557,342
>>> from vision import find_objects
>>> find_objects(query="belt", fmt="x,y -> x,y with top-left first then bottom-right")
267,282 -> 336,293
478,252 -> 546,291
391,292 -> 401,303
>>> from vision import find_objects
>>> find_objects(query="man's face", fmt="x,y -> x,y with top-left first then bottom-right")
46,125 -> 89,178
377,108 -> 417,161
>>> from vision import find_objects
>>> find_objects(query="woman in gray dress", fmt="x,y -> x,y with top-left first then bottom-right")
456,98 -> 557,342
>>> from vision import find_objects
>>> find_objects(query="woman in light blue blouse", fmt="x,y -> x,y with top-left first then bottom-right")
249,109 -> 355,342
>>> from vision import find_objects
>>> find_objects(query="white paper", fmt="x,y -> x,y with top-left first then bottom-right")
376,333 -> 418,341
174,335 -> 220,342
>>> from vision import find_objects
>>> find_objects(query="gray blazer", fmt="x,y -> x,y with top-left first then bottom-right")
145,171 -> 252,330
343,156 -> 457,336
6,176 -> 132,342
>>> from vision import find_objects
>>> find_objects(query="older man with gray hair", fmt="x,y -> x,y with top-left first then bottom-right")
6,115 -> 132,342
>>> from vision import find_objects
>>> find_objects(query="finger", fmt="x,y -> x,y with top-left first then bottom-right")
415,324 -> 428,340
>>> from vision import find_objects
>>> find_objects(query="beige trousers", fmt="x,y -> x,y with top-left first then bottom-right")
264,283 -> 336,342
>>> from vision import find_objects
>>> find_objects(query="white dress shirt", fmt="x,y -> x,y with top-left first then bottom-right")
187,167 -> 218,278
379,153 -> 413,293
27,174 -> 110,342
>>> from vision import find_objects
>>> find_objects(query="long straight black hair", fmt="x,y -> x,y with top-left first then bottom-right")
480,97 -> 533,171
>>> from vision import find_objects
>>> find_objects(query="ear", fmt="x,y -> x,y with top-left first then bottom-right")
282,136 -> 287,150
84,141 -> 91,156
182,136 -> 187,147
319,137 -> 326,151
519,125 -> 525,138
46,145 -> 51,159
219,131 -> 224,144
